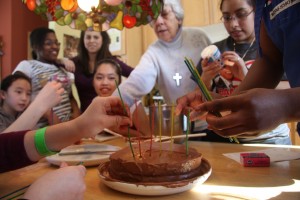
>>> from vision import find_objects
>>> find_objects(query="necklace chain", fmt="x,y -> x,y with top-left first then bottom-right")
233,38 -> 255,60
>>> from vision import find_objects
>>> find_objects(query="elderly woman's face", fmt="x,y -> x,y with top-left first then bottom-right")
153,5 -> 182,42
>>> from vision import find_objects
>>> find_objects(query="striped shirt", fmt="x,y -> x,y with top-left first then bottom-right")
13,60 -> 73,128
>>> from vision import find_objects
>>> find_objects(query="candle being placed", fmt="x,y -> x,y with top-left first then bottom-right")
184,57 -> 239,144
135,99 -> 142,157
186,109 -> 190,156
150,105 -> 155,156
115,80 -> 135,158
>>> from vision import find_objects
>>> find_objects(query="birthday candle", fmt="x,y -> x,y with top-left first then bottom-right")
170,103 -> 175,151
135,99 -> 142,157
150,105 -> 155,156
186,109 -> 190,156
184,58 -> 239,144
115,80 -> 135,158
158,101 -> 162,155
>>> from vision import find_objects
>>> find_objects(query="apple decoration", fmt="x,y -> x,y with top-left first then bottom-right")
123,14 -> 137,28
26,0 -> 36,11
105,0 -> 123,6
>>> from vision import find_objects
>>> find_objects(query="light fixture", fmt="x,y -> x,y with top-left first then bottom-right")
104,0 -> 123,6
77,0 -> 99,12
21,0 -> 163,31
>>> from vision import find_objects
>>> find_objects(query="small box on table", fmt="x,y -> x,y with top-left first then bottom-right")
240,153 -> 270,167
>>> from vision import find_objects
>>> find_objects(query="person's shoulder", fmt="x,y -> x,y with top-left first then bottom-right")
17,60 -> 42,67
13,60 -> 44,76
111,56 -> 126,66
71,56 -> 80,63
112,56 -> 122,62
0,109 -> 12,133
14,60 -> 33,73
144,41 -> 161,54
214,37 -> 229,45
0,107 -> 7,117
182,27 -> 211,44
214,37 -> 230,50
16,60 -> 31,66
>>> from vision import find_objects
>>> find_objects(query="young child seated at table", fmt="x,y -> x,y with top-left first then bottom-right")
0,74 -> 62,133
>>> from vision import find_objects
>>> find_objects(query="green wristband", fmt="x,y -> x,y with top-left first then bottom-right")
34,127 -> 57,156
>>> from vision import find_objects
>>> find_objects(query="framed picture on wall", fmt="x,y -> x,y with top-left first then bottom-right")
63,34 -> 80,58
107,28 -> 126,55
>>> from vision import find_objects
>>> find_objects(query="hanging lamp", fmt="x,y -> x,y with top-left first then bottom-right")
21,0 -> 163,31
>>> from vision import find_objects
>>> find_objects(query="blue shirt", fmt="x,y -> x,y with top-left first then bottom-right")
255,0 -> 300,87
255,0 -> 300,134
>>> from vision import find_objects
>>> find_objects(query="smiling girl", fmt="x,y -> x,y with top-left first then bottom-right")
13,27 -> 80,128
93,59 -> 121,97
197,0 -> 291,144
67,30 -> 133,113
93,59 -> 150,137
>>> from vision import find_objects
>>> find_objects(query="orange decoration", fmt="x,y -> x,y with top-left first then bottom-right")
26,0 -> 36,11
68,0 -> 78,12
61,0 -> 76,11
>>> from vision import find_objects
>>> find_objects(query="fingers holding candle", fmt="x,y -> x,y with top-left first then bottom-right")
102,96 -> 131,117
183,57 -> 239,143
175,90 -> 205,116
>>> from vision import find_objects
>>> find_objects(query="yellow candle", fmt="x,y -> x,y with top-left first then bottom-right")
170,103 -> 174,151
158,102 -> 162,155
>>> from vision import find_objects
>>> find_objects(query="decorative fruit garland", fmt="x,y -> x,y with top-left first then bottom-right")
21,0 -> 163,31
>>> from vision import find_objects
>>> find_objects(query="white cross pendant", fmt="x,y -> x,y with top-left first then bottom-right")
173,72 -> 182,86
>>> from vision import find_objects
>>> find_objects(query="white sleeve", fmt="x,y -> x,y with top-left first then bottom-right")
113,48 -> 158,107
12,60 -> 33,78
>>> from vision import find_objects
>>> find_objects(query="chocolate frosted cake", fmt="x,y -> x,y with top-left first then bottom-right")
106,142 -> 203,183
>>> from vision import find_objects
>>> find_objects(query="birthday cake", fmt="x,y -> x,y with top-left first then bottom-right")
102,142 -> 203,183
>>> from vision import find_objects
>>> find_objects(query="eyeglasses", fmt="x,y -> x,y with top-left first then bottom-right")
220,10 -> 254,23
44,40 -> 61,47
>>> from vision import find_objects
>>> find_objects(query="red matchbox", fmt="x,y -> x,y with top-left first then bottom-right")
240,153 -> 270,167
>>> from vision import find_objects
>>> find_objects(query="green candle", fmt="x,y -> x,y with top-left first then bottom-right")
184,58 -> 239,144
115,80 -> 135,158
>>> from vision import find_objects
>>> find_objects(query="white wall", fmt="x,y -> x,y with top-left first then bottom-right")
199,23 -> 228,43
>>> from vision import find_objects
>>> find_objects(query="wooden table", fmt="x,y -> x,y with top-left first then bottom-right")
1,139 -> 300,200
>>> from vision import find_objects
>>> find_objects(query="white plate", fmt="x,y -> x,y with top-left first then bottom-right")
99,158 -> 212,196
46,144 -> 120,167
95,133 -> 119,142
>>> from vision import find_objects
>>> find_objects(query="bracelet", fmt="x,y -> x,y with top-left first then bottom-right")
34,127 -> 58,156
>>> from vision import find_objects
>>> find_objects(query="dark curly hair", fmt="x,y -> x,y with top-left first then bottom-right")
77,31 -> 113,76
29,27 -> 55,59
1,73 -> 31,92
